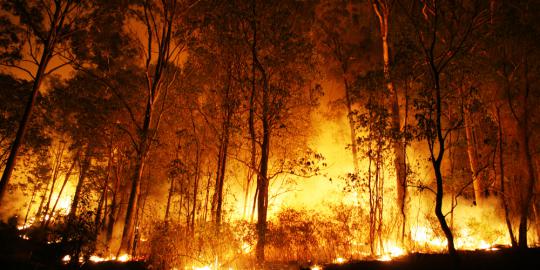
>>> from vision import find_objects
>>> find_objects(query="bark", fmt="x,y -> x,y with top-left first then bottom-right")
496,107 -> 517,247
517,104 -> 535,249
96,139 -> 114,229
252,0 -> 271,262
23,184 -> 39,228
68,147 -> 91,223
214,67 -> 236,226
119,151 -> 145,254
255,123 -> 270,264
214,109 -> 232,226
0,1 -> 74,204
247,0 -> 258,221
191,151 -> 199,231
432,72 -> 456,256
164,177 -> 174,223
106,158 -> 123,243
203,172 -> 211,221
460,88 -> 484,205
344,79 -> 360,173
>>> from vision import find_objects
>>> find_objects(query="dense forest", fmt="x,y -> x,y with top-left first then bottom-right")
0,0 -> 539,269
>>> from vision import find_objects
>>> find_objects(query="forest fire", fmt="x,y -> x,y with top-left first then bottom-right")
1,0 -> 540,270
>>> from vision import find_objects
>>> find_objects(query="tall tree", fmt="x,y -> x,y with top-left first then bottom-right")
405,0 -> 487,256
371,0 -> 408,241
0,0 -> 89,204
118,0 -> 194,254
249,0 -> 318,263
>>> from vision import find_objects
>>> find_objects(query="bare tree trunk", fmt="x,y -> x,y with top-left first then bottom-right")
164,177 -> 174,223
203,172 -> 211,222
344,79 -> 359,173
96,138 -> 114,229
372,0 -> 407,239
517,110 -> 535,249
68,147 -> 91,223
214,117 -> 231,227
43,151 -> 79,228
191,151 -> 199,232
106,159 -> 123,244
460,87 -> 484,205
23,184 -> 39,228
432,72 -> 456,256
41,142 -> 66,220
255,126 -> 270,264
247,0 -> 258,222
252,0 -> 271,261
119,152 -> 145,254
496,107 -> 517,247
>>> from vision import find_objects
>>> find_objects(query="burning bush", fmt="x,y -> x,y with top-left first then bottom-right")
146,220 -> 256,269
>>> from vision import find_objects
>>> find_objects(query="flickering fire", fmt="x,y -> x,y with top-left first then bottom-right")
88,253 -> 131,263
192,266 -> 212,270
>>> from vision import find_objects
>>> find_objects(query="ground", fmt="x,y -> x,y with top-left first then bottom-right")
2,223 -> 539,270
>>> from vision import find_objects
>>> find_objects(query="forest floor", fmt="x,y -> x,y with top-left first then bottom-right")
316,248 -> 540,270
2,223 -> 540,270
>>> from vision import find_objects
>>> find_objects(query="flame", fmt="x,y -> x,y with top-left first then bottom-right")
88,253 -> 131,263
193,267 -> 211,270
333,257 -> 346,264
62,255 -> 71,263
117,254 -> 130,262
241,242 -> 252,254
385,242 -> 406,257
310,265 -> 322,270
377,255 -> 392,262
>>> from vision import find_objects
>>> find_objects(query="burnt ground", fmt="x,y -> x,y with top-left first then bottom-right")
2,224 -> 539,270
317,248 -> 540,270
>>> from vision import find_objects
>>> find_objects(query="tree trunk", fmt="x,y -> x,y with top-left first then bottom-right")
214,118 -> 231,227
255,124 -> 270,264
372,0 -> 407,239
191,153 -> 199,232
96,139 -> 114,229
43,151 -> 78,228
119,152 -> 145,254
344,79 -> 359,173
164,177 -> 174,223
432,73 -> 456,256
203,172 -> 211,222
496,107 -> 517,247
41,143 -> 66,221
106,159 -> 123,244
23,183 -> 39,228
68,147 -> 91,223
460,87 -> 484,205
517,113 -> 535,249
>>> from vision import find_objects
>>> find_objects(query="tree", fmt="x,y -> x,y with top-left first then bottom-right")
249,0 -> 318,263
371,0 -> 409,242
404,0 -> 488,256
0,0 -> 90,204
487,0 -> 540,249
117,0 -> 196,255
